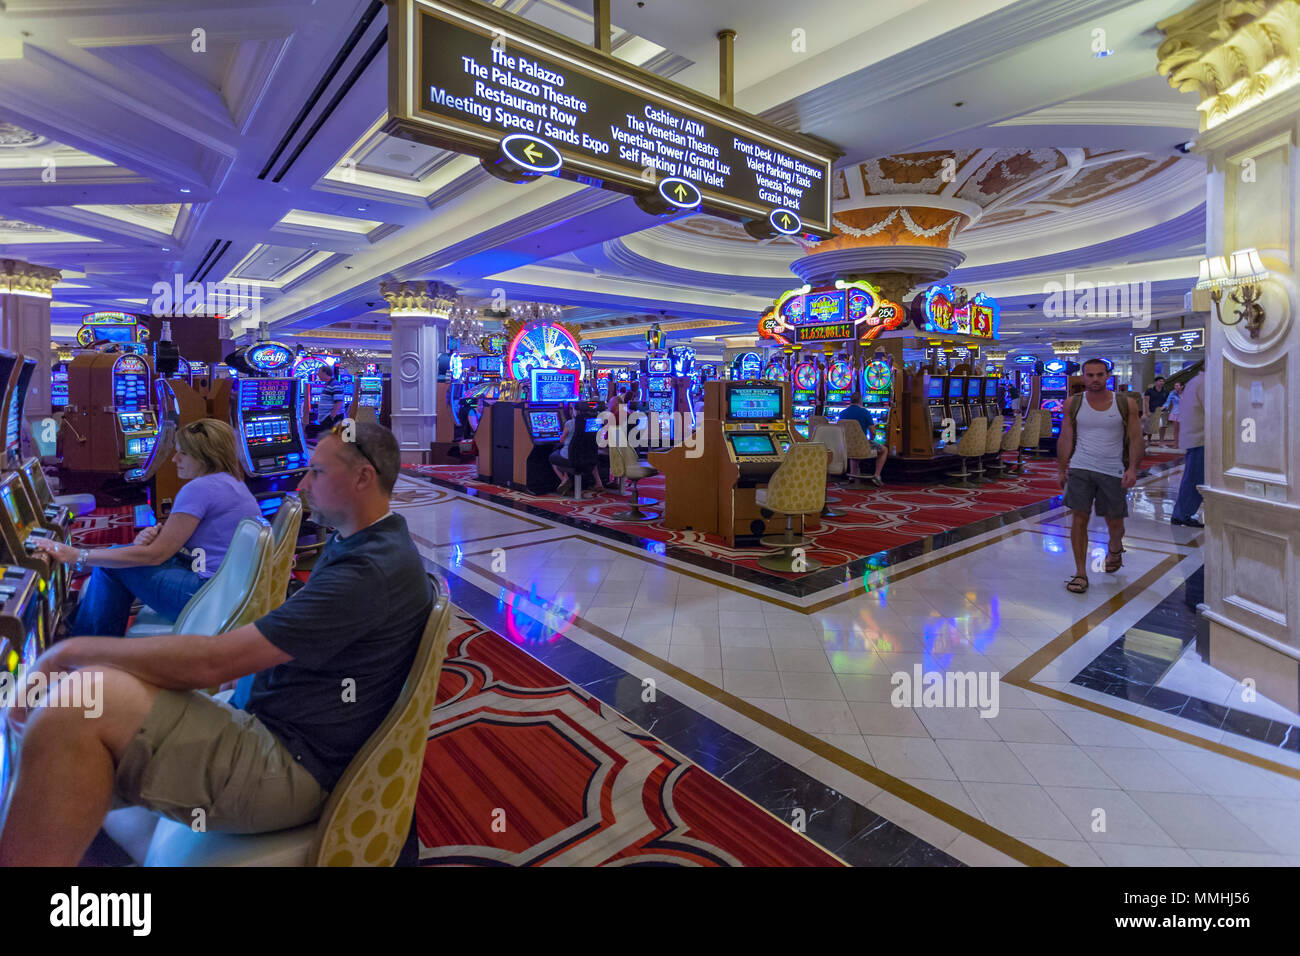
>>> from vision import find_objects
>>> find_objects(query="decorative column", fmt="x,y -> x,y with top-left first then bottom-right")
381,280 -> 455,463
0,259 -> 61,454
1157,0 -> 1300,707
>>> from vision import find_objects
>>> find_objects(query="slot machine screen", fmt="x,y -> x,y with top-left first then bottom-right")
824,405 -> 846,423
113,357 -> 150,411
1106,376 -> 1116,390
530,368 -> 579,403
726,385 -> 783,421
50,370 -> 69,407
944,377 -> 963,400
583,418 -> 603,433
4,389 -> 21,460
527,410 -> 562,440
729,434 -> 776,457
2,485 -> 23,530
647,357 -> 670,374
1041,375 -> 1068,392
239,378 -> 299,457
98,325 -> 136,344
477,355 -> 503,376
927,377 -> 945,398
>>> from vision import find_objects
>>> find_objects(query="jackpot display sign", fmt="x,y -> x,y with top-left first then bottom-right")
386,0 -> 837,232
774,281 -> 892,342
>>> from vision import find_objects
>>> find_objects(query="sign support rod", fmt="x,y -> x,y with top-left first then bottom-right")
717,29 -> 736,106
594,0 -> 611,54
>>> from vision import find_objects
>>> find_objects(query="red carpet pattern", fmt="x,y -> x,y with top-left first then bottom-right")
417,616 -> 843,866
69,505 -> 137,548
404,456 -> 1162,575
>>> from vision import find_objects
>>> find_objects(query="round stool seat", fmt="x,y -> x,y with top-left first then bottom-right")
54,493 -> 96,517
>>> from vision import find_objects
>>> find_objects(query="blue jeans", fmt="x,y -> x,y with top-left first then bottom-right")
1173,445 -> 1205,521
69,554 -> 205,637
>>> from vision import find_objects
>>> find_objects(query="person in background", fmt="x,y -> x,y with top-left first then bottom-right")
625,382 -> 641,413
1171,369 -> 1206,528
607,386 -> 626,415
1143,375 -> 1169,445
837,391 -> 889,486
315,364 -> 347,434
549,404 -> 606,496
34,419 -> 261,636
1167,380 -> 1184,448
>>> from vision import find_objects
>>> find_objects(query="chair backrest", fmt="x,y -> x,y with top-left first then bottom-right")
764,442 -> 828,515
808,414 -> 830,432
983,416 -> 1004,454
606,428 -> 628,478
954,417 -> 987,457
1001,419 -> 1023,452
811,424 -> 847,475
309,576 -> 452,866
570,417 -> 599,468
264,496 -> 303,613
1019,411 -> 1041,447
612,442 -> 642,475
172,517 -> 272,635
840,417 -> 875,459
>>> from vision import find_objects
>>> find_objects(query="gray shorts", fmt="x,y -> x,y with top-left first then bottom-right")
1064,468 -> 1128,519
114,688 -> 327,834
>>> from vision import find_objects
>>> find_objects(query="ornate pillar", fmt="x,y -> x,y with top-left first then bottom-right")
0,259 -> 60,453
1157,0 -> 1300,707
381,280 -> 454,463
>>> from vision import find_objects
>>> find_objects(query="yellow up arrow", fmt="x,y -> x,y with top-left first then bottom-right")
674,183 -> 689,201
780,213 -> 792,227
523,142 -> 543,163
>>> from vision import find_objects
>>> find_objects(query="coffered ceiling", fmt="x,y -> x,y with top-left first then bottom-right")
0,0 -> 1207,358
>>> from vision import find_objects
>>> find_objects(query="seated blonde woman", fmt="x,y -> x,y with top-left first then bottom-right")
36,419 -> 262,636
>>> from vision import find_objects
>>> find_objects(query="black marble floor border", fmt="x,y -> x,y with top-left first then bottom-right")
404,455 -> 1185,599
424,553 -> 962,867
1069,566 -> 1300,754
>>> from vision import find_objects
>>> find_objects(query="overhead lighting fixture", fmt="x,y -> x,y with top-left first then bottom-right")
179,187 -> 191,194
1094,49 -> 1115,58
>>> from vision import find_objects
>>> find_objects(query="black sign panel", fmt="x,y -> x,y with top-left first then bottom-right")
387,0 -> 838,231
1134,328 -> 1205,353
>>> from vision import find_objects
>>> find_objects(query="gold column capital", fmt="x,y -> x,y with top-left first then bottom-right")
1,258 -> 61,297
380,280 -> 456,317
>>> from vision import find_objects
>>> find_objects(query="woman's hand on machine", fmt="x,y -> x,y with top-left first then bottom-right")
32,539 -> 75,563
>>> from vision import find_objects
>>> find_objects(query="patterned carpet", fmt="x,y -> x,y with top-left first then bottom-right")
404,455 -> 1165,576
417,614 -> 844,866
69,505 -> 137,548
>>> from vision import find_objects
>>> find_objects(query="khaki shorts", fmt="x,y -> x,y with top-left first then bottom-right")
114,689 -> 327,834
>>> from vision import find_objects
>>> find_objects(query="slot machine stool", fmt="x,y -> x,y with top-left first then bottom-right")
811,424 -> 847,518
55,493 -> 97,518
608,444 -> 659,521
946,417 -> 988,489
756,443 -> 827,573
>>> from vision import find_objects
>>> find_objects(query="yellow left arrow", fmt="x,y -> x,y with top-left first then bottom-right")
523,142 -> 543,163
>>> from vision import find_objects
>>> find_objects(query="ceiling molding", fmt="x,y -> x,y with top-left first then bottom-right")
994,99 -> 1200,129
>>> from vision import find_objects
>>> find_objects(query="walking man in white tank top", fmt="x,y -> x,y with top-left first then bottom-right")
1057,358 -> 1143,593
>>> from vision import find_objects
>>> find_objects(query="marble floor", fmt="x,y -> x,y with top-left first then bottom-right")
390,465 -> 1300,867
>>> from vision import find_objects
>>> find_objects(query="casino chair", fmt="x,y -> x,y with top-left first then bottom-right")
607,441 -> 660,521
553,415 -> 601,500
756,442 -> 828,573
981,415 -> 1006,480
123,576 -> 452,867
999,417 -> 1023,476
839,418 -> 877,489
1009,412 -> 1041,475
1028,409 -> 1054,457
810,423 -> 848,517
946,416 -> 987,489
123,517 -> 273,638
261,496 -> 303,612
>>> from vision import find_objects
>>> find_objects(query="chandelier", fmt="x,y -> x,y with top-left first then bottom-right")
508,301 -> 563,323
446,298 -> 485,348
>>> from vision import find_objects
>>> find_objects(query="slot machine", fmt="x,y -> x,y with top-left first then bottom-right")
861,360 -> 895,446
791,361 -> 818,437
354,366 -> 386,416
982,378 -> 1000,420
3,358 -> 74,547
962,377 -> 984,425
943,376 -> 969,435
762,358 -> 786,382
61,350 -> 159,480
910,373 -> 949,454
643,355 -> 675,423
0,473 -> 61,634
50,362 -> 69,409
0,564 -> 46,799
228,342 -> 309,517
823,358 -> 853,422
1039,373 -> 1070,436
292,352 -> 329,425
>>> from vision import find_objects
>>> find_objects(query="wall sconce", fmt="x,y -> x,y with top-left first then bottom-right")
1197,248 -> 1268,338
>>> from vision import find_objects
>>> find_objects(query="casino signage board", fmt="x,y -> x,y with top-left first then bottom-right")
386,0 -> 838,232
1134,328 -> 1205,354
919,286 -> 1000,339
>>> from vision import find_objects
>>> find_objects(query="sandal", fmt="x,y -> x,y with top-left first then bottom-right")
1066,575 -> 1089,593
1104,548 -> 1124,573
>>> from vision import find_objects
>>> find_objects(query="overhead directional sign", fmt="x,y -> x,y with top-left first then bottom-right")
658,176 -> 701,210
386,0 -> 840,232
1134,328 -> 1205,354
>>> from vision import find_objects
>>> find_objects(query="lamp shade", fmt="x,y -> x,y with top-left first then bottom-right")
1230,247 -> 1267,281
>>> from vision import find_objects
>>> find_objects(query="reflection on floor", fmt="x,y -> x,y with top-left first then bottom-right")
393,463 -> 1300,867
